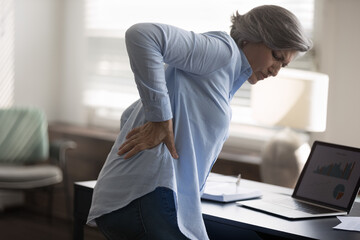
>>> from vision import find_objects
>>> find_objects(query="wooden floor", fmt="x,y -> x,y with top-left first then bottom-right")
0,207 -> 106,240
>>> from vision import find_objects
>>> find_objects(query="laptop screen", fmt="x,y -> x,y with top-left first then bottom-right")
293,141 -> 360,211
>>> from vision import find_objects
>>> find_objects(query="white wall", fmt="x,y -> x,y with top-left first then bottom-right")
57,0 -> 86,125
14,0 -> 62,121
311,0 -> 360,148
12,0 -> 360,148
14,0 -> 86,125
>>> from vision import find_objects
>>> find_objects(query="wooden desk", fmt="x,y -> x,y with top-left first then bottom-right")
73,180 -> 360,240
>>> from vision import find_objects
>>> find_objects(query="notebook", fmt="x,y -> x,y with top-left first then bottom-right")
202,173 -> 262,202
238,141 -> 360,219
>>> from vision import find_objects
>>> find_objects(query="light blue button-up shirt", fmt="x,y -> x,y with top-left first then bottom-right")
88,23 -> 252,239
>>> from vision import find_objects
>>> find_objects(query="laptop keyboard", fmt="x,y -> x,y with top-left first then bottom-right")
271,199 -> 337,214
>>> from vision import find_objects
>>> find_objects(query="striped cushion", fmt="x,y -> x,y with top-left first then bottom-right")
0,107 -> 49,164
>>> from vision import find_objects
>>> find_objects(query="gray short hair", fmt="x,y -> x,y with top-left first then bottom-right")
230,5 -> 312,52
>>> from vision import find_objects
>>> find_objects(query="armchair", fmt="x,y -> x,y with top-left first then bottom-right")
0,106 -> 76,219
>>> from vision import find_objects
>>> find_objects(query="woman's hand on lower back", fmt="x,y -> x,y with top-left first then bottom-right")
117,119 -> 179,159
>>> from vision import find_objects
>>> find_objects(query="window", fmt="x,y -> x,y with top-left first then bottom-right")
0,0 -> 14,107
83,0 -> 315,129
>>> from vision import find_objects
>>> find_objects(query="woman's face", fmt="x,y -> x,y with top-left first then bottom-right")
242,42 -> 297,85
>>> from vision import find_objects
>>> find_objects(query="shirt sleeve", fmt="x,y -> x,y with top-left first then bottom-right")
125,23 -> 233,122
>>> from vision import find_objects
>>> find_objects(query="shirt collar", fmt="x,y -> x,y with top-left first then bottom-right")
229,49 -> 252,100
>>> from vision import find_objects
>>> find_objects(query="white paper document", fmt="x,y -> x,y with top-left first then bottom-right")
333,216 -> 360,232
202,173 -> 262,202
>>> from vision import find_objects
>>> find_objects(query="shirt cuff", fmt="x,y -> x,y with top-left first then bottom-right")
142,97 -> 173,122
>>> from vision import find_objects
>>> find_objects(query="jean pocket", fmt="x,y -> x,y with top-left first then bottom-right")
158,187 -> 177,220
96,201 -> 146,240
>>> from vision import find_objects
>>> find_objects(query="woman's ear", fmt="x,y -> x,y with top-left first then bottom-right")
241,40 -> 248,49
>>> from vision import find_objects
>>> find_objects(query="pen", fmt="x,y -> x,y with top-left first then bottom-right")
236,174 -> 241,187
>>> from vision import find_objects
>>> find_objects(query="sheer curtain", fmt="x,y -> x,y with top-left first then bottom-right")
83,0 -> 315,129
0,0 -> 14,107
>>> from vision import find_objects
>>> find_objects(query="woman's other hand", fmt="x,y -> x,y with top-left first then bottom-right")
118,119 -> 179,159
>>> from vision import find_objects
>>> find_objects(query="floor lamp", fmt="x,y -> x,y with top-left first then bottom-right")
251,68 -> 329,187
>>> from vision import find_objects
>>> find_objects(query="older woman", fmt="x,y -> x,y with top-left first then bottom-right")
88,5 -> 311,240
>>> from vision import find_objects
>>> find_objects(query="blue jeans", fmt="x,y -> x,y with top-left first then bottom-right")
95,187 -> 188,240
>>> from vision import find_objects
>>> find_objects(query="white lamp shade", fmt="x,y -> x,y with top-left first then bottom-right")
251,68 -> 329,132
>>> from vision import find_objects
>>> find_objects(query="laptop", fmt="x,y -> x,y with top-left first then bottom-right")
238,141 -> 360,219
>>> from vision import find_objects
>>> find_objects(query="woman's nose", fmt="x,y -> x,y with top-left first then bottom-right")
270,63 -> 281,76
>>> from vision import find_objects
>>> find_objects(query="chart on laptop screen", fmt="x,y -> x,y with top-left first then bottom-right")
295,144 -> 360,208
314,160 -> 355,180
